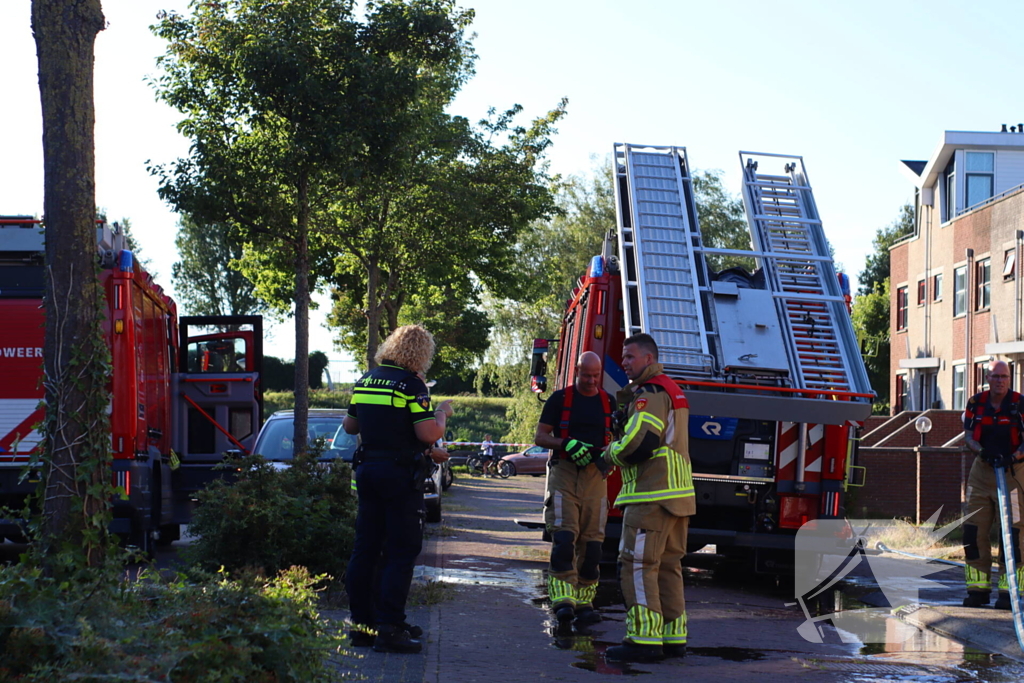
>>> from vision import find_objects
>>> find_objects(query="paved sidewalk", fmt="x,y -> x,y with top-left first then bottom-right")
328,474 -> 865,682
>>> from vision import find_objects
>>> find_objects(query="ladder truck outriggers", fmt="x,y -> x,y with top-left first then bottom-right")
530,144 -> 874,573
0,216 -> 264,553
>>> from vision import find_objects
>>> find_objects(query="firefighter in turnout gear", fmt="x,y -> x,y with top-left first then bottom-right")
534,351 -> 613,627
962,360 -> 1024,610
599,333 -> 694,663
343,325 -> 453,654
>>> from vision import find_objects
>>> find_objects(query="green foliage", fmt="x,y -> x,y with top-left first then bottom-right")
0,560 -> 340,682
183,453 -> 356,579
852,279 -> 891,408
261,353 -> 334,392
858,203 -> 915,295
692,169 -> 755,273
172,213 -> 265,317
263,389 -> 353,415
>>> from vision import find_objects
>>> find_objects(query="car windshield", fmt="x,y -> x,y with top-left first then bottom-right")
254,416 -> 358,461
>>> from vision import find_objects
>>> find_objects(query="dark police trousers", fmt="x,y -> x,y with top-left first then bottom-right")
346,459 -> 425,628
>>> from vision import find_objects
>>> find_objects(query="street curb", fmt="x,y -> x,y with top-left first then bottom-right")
895,603 -> 1024,663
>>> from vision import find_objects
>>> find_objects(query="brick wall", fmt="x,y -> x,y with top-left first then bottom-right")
853,446 -> 969,521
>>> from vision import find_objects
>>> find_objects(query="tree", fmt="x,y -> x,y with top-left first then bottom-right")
858,203 -> 915,295
851,279 -> 890,412
172,214 -> 264,317
150,0 -> 474,455
31,0 -> 110,566
325,102 -> 566,373
692,169 -> 754,273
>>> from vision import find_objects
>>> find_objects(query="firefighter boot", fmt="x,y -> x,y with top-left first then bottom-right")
574,583 -> 601,625
995,592 -> 1012,610
963,591 -> 991,607
554,603 -> 575,624
605,641 -> 665,663
373,624 -> 422,654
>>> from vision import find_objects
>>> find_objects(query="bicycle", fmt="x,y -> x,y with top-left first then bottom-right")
466,453 -> 511,478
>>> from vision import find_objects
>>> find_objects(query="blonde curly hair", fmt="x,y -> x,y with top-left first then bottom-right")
375,324 -> 436,375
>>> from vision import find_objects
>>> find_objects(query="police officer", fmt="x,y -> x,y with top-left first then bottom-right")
600,333 -> 694,663
343,324 -> 453,654
962,359 -> 1024,609
534,351 -> 612,627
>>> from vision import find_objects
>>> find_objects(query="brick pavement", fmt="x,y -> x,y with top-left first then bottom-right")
328,473 -> 868,682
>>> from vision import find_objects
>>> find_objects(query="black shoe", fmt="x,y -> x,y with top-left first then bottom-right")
963,592 -> 991,607
373,624 -> 423,654
606,641 -> 665,663
663,643 -> 687,658
574,606 -> 602,626
348,629 -> 375,647
995,592 -> 1013,610
399,621 -> 423,638
554,603 -> 575,624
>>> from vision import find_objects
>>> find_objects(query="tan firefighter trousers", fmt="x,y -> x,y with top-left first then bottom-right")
618,503 -> 689,646
544,458 -> 608,607
964,458 -> 1024,593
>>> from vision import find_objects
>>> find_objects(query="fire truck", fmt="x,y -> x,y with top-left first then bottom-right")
530,145 -> 874,573
0,217 -> 263,552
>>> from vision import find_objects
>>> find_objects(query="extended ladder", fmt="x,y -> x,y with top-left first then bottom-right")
612,143 -> 713,375
739,152 -> 868,394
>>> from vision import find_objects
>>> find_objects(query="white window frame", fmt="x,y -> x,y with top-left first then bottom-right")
953,364 -> 966,411
953,265 -> 967,316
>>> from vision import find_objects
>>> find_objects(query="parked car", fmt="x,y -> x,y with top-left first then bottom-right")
251,409 -> 448,522
501,445 -> 551,476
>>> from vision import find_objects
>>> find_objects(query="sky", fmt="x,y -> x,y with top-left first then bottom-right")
2,0 -> 1021,381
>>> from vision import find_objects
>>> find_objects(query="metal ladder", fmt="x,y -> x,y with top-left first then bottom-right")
739,152 -> 867,394
612,143 -> 713,374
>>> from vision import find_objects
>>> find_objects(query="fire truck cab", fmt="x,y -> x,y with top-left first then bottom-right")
0,216 -> 262,552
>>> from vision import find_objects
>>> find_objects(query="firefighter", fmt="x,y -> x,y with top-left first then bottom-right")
343,324 -> 453,654
600,333 -> 694,663
962,359 -> 1024,609
534,351 -> 613,627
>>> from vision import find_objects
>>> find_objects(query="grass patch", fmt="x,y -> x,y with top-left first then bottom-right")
854,518 -> 966,559
408,579 -> 457,606
501,546 -> 549,562
442,504 -> 472,512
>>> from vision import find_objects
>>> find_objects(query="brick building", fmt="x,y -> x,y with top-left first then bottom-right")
891,127 -> 1024,413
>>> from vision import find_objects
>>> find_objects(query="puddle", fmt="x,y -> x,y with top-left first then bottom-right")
566,638 -> 651,676
688,646 -> 766,661
415,560 -> 543,601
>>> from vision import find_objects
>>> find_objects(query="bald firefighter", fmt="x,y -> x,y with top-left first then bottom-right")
534,351 -> 613,627
962,359 -> 1024,609
600,333 -> 694,663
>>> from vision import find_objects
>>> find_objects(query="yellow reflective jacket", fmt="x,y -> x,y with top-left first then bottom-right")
606,363 -> 695,516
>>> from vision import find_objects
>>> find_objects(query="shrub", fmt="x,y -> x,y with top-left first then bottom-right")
0,561 -> 343,682
183,452 -> 357,579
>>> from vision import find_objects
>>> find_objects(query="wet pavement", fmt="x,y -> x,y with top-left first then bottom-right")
326,473 -> 1024,682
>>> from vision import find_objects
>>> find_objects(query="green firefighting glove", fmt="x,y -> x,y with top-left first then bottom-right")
562,439 -> 595,467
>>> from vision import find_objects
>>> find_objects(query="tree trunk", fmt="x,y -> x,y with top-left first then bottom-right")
293,173 -> 310,458
365,260 -> 381,370
32,0 -> 108,566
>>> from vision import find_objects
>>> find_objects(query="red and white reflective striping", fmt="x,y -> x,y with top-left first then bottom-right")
775,421 -> 824,484
0,400 -> 44,461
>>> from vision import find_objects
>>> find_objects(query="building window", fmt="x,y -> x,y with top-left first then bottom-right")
917,279 -> 926,305
944,158 -> 956,221
933,272 -> 943,301
896,286 -> 908,330
953,365 -> 966,410
976,361 -> 990,394
976,258 -> 991,310
895,374 -> 907,413
1005,248 -> 1016,281
965,151 -> 995,209
954,266 -> 967,316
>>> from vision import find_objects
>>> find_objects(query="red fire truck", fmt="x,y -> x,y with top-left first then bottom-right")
0,217 -> 263,552
530,145 -> 874,573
